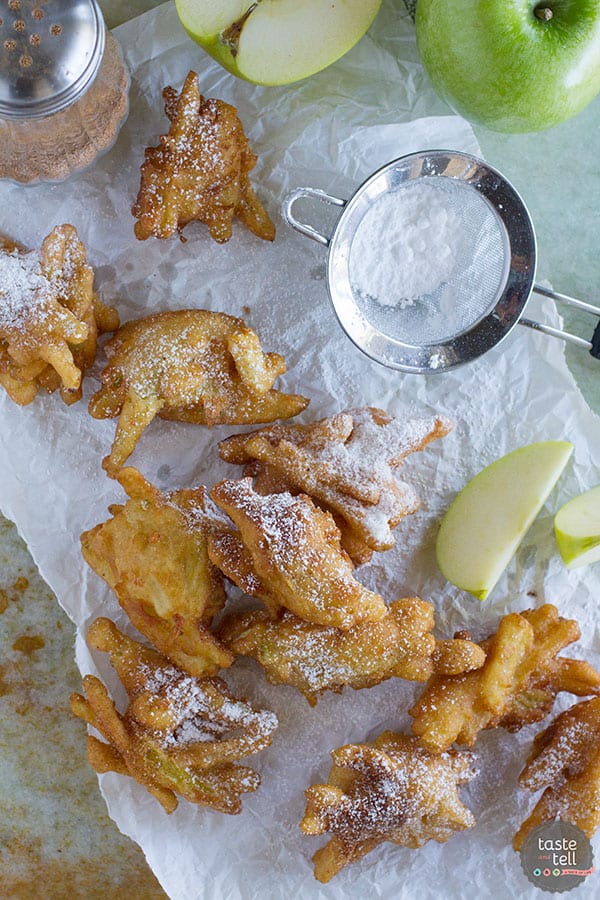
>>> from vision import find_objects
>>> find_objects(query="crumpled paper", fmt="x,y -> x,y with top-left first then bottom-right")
1,2 -> 600,898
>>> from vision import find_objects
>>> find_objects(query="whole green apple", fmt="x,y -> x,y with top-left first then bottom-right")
416,0 -> 600,132
174,0 -> 382,87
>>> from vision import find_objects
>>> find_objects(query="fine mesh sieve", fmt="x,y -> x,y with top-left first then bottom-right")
283,150 -> 600,373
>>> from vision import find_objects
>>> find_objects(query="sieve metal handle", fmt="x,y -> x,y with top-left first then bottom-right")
282,188 -> 346,247
519,283 -> 600,358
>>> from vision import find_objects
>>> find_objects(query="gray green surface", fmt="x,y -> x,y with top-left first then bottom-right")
0,7 -> 167,899
478,107 -> 600,416
102,0 -> 164,29
0,518 -> 167,899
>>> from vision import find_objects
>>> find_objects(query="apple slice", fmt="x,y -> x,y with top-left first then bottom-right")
436,442 -> 573,600
175,0 -> 382,86
555,485 -> 600,570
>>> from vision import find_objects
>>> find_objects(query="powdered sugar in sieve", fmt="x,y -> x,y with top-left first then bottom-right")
349,178 -> 508,346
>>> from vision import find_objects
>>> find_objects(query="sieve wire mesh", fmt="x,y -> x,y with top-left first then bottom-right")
348,177 -> 509,346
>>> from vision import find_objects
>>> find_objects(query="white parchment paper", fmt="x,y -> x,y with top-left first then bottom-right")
1,3 -> 600,898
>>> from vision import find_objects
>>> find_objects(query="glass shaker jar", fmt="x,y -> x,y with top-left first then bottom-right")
0,0 -> 130,183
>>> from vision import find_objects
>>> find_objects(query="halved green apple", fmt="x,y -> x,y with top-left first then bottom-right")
555,484 -> 600,569
436,442 -> 574,600
174,0 -> 382,86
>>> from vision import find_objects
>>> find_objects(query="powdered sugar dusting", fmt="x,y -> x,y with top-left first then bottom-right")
317,409 -> 452,545
327,747 -> 416,842
0,249 -> 53,331
105,322 -> 215,403
220,481 -> 349,590
135,84 -> 229,233
521,700 -> 600,792
42,226 -> 79,289
267,620 -> 364,692
135,659 -> 277,751
310,737 -> 476,848
212,478 -> 386,625
232,409 -> 452,553
245,490 -> 317,565
350,182 -> 465,308
168,488 -> 233,534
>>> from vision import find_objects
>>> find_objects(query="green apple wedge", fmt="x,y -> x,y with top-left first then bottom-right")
555,484 -> 600,569
436,441 -> 574,600
174,0 -> 382,86
416,0 -> 600,132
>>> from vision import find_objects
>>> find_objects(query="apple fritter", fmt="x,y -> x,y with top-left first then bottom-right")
70,618 -> 278,814
0,224 -> 119,406
301,731 -> 476,882
219,408 -> 452,564
514,697 -> 600,850
88,309 -> 309,475
209,478 -> 387,629
410,604 -> 600,752
0,235 -> 25,254
218,598 -> 485,705
133,70 -> 275,244
81,466 -> 232,677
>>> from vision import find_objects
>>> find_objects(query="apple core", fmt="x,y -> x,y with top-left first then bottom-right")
175,0 -> 382,86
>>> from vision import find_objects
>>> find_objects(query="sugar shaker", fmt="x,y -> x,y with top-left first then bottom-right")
0,0 -> 130,183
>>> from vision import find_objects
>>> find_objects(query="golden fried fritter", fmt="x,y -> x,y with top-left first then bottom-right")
88,310 -> 309,475
70,618 -> 278,814
0,224 -> 118,406
218,598 -> 485,705
81,466 -> 232,677
0,235 -> 25,254
410,604 -> 600,752
301,731 -> 476,882
219,408 -> 452,564
133,70 -> 275,244
514,696 -> 600,850
209,478 -> 387,629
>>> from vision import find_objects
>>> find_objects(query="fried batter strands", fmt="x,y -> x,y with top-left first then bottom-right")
209,478 -> 387,629
81,466 -> 232,677
88,310 -> 308,474
410,604 -> 600,752
513,696 -> 600,849
301,732 -> 476,882
0,224 -> 118,405
219,408 -> 452,564
218,599 -> 485,704
133,70 -> 275,243
70,618 -> 277,814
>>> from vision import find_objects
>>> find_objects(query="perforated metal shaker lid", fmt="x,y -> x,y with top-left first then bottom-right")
0,0 -> 105,119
